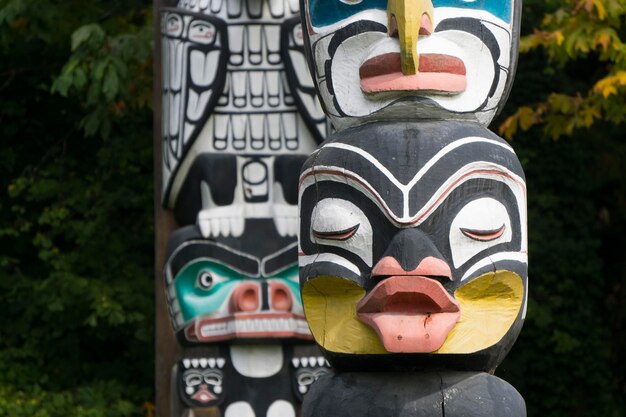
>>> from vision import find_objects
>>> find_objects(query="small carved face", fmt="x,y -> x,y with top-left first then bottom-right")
178,357 -> 225,408
301,0 -> 520,130
299,122 -> 527,369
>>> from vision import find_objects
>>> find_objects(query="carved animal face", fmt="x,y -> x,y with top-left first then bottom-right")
165,225 -> 311,344
301,0 -> 520,130
299,122 -> 527,370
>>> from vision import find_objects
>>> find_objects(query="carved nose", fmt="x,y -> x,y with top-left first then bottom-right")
229,283 -> 260,312
269,282 -> 293,312
372,228 -> 451,279
372,256 -> 451,279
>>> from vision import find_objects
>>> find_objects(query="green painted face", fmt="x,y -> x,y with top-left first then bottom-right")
172,259 -> 307,342
175,260 -> 302,321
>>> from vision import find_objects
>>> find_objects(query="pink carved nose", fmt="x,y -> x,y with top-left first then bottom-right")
372,256 -> 452,279
229,283 -> 260,312
269,282 -> 293,312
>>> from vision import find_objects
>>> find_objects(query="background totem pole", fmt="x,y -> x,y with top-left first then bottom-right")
155,0 -> 330,416
298,0 -> 528,415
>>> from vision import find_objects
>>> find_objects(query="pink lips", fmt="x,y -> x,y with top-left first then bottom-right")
357,276 -> 460,353
359,52 -> 466,94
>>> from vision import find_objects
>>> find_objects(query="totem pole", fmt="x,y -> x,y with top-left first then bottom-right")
298,0 -> 528,415
156,0 -> 330,415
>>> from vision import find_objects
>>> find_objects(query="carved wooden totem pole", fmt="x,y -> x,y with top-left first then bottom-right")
298,0 -> 527,415
157,0 -> 330,415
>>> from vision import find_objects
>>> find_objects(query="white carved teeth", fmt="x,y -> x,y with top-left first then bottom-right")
199,317 -> 310,337
208,358 -> 216,368
191,358 -> 199,368
197,206 -> 245,238
199,358 -> 208,368
216,358 -> 226,368
272,204 -> 298,237
292,356 -> 328,369
183,359 -> 191,369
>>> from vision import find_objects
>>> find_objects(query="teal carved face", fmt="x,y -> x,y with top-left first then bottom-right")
167,257 -> 310,343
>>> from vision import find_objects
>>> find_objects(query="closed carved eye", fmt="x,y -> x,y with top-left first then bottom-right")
312,224 -> 360,241
460,224 -> 505,241
450,197 -> 512,268
310,198 -> 373,266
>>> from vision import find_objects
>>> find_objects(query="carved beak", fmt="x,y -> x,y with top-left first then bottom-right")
387,0 -> 435,75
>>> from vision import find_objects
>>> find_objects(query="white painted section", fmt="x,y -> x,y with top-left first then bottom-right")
225,402 -> 256,417
230,345 -> 283,378
266,400 -> 296,417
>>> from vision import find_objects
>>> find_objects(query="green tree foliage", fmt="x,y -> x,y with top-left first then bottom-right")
494,0 -> 626,415
0,1 -> 154,416
500,0 -> 626,139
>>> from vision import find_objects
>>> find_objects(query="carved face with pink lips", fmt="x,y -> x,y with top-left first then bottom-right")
299,122 -> 528,371
301,0 -> 520,130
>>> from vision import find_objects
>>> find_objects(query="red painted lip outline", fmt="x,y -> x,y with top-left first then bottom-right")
357,276 -> 460,353
359,52 -> 467,94
190,312 -> 313,343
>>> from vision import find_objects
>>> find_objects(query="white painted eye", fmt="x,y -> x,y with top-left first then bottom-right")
311,198 -> 372,266
185,372 -> 202,386
449,198 -> 512,269
165,13 -> 183,37
189,20 -> 216,44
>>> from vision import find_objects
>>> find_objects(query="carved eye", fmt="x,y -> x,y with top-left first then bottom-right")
449,198 -> 512,268
339,0 -> 363,4
165,14 -> 183,37
185,372 -> 202,386
196,271 -> 214,290
203,372 -> 222,385
189,20 -> 216,44
461,225 -> 505,241
312,224 -> 359,241
310,198 -> 373,266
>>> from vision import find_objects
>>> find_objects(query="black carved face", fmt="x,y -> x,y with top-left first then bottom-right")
178,356 -> 225,408
299,121 -> 527,371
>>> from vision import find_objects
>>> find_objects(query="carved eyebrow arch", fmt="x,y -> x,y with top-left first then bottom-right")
312,224 -> 360,241
460,224 -> 506,242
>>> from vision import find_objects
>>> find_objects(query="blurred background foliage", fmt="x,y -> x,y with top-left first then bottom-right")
0,0 -> 624,416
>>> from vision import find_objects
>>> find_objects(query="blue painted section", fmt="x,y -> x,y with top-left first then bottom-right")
307,0 -> 511,27
436,0 -> 511,23
308,0 -> 387,28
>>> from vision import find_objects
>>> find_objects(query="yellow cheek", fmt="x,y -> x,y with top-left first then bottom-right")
302,276 -> 386,354
302,271 -> 524,355
436,270 -> 525,354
